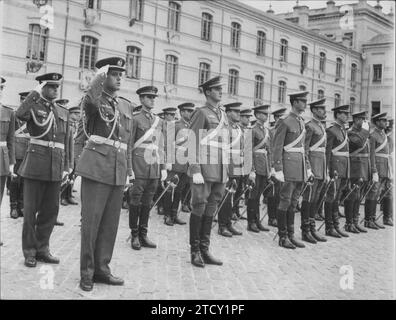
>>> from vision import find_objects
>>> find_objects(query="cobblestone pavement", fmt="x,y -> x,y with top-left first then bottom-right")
1,177 -> 395,300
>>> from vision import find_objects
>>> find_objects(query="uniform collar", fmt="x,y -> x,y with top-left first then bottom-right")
374,126 -> 385,135
181,118 -> 189,126
334,121 -> 345,130
290,110 -> 303,121
103,90 -> 118,104
142,106 -> 154,119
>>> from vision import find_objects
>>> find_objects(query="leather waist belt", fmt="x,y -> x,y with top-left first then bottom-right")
15,134 -> 30,139
30,138 -> 65,150
351,153 -> 369,158
0,141 -> 6,147
254,149 -> 267,154
376,153 -> 390,159
310,147 -> 325,153
89,135 -> 127,151
284,147 -> 304,153
332,151 -> 349,157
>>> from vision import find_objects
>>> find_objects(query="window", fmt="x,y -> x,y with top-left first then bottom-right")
344,32 -> 353,47
79,35 -> 98,70
350,97 -> 356,112
317,89 -> 324,99
201,12 -> 212,41
319,52 -> 326,73
165,54 -> 178,85
280,39 -> 288,62
87,0 -> 100,9
228,69 -> 239,95
300,46 -> 308,73
256,31 -> 266,56
278,81 -> 286,103
198,62 -> 210,86
373,64 -> 382,83
129,0 -> 143,21
371,101 -> 380,116
299,85 -> 306,91
351,63 -> 357,83
168,1 -> 180,31
254,75 -> 264,100
334,93 -> 341,108
126,46 -> 141,79
336,57 -> 342,80
26,24 -> 48,62
230,22 -> 241,50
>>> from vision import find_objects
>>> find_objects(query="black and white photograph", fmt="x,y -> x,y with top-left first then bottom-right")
0,0 -> 395,304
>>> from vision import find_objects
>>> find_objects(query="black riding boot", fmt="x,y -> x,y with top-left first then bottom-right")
190,214 -> 204,268
163,192 -> 174,226
267,196 -> 278,227
333,202 -> 349,237
277,209 -> 295,249
247,198 -> 259,232
344,200 -> 359,233
139,206 -> 156,248
371,200 -> 385,229
129,205 -> 141,250
353,199 -> 367,233
325,202 -> 341,238
287,208 -> 305,248
10,201 -> 19,219
301,201 -> 316,244
309,203 -> 327,242
256,201 -> 269,232
383,198 -> 393,226
364,200 -> 379,229
200,215 -> 222,265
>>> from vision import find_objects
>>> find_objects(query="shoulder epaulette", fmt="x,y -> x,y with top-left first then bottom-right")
133,110 -> 141,116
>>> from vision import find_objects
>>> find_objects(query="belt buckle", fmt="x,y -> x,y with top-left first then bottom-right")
48,141 -> 55,148
113,140 -> 121,149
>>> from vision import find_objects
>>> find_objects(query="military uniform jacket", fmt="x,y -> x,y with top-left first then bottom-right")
348,126 -> 370,180
0,104 -> 16,176
252,122 -> 271,177
14,118 -> 30,160
170,118 -> 190,174
370,127 -> 391,179
273,112 -> 308,182
73,118 -> 87,166
305,118 -> 326,180
326,122 -> 349,179
130,109 -> 166,179
75,73 -> 133,186
187,102 -> 229,183
228,121 -> 244,177
16,91 -> 70,182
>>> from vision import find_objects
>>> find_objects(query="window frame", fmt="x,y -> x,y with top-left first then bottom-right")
129,0 -> 143,21
165,54 -> 178,85
256,31 -> 266,57
230,22 -> 241,50
300,45 -> 308,72
228,68 -> 239,96
334,93 -> 341,108
278,80 -> 286,103
254,74 -> 264,100
79,35 -> 98,70
372,64 -> 382,83
280,39 -> 288,62
351,63 -> 357,83
126,46 -> 141,79
26,23 -> 49,62
319,52 -> 326,73
168,1 -> 181,32
317,89 -> 324,99
336,57 -> 342,80
198,62 -> 211,86
201,12 -> 213,42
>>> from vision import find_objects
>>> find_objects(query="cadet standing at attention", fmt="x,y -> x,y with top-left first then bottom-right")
272,91 -> 313,249
128,86 -> 167,251
16,73 -> 70,267
76,57 -> 133,291
163,103 -> 195,226
188,76 -> 228,268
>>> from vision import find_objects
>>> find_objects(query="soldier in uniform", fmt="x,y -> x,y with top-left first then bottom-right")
76,57 -> 133,291
163,103 -> 195,226
128,86 -> 167,250
16,73 -> 71,267
267,107 -> 287,227
8,91 -> 30,219
246,105 -> 271,233
344,111 -> 370,233
300,99 -> 328,243
188,76 -> 228,267
324,105 -> 350,238
365,112 -> 392,228
217,102 -> 245,237
383,118 -> 393,226
273,91 -> 313,249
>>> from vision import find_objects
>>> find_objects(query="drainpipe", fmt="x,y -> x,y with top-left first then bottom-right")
269,26 -> 275,105
219,8 -> 224,76
151,0 -> 158,86
60,0 -> 70,98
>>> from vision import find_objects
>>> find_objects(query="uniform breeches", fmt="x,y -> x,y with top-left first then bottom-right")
80,177 -> 123,280
190,181 -> 226,218
163,171 -> 189,214
22,178 -> 61,258
129,178 -> 159,207
8,159 -> 24,208
325,178 -> 348,205
278,181 -> 304,211
366,177 -> 392,201
303,178 -> 325,204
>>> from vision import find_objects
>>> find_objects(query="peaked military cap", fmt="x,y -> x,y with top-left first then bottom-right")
288,90 -> 309,100
162,106 -> 177,114
136,86 -> 158,97
331,104 -> 350,113
1,77 -> 5,84
19,91 -> 30,99
253,104 -> 270,114
157,112 -> 165,119
271,107 -> 287,116
240,107 -> 252,117
133,105 -> 142,113
351,111 -> 367,118
68,106 -> 81,113
199,76 -> 224,91
95,57 -> 126,71
372,112 -> 387,121
35,73 -> 63,85
55,99 -> 69,106
177,102 -> 195,111
224,102 -> 242,112
309,98 -> 326,109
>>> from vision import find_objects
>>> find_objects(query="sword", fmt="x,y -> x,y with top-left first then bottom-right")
212,179 -> 237,228
258,180 -> 275,223
377,183 -> 393,204
149,174 -> 179,212
315,178 -> 334,219
317,171 -> 339,232
359,180 -> 375,204
339,178 -> 363,204
231,179 -> 254,209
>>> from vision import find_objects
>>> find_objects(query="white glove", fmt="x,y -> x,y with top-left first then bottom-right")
161,169 -> 167,181
96,64 -> 109,76
248,171 -> 256,182
307,169 -> 314,179
270,168 -> 276,177
326,173 -> 330,182
62,171 -> 68,179
129,170 -> 135,181
362,120 -> 369,131
9,164 -> 17,178
372,172 -> 379,183
34,81 -> 47,93
274,170 -> 285,182
165,163 -> 172,171
192,173 -> 204,184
